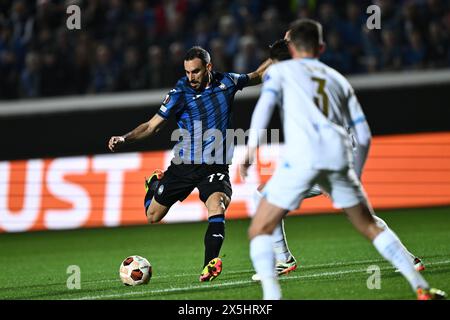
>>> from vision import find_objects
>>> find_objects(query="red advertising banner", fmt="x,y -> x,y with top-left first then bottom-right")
1,132 -> 450,232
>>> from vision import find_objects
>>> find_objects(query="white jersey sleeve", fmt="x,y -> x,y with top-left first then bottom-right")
345,86 -> 372,178
247,67 -> 282,148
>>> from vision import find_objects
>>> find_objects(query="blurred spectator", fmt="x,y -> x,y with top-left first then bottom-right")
380,29 -> 402,71
400,2 -> 427,40
209,38 -> 231,72
166,41 -> 185,86
104,0 -> 127,38
403,30 -> 427,69
375,0 -> 401,30
0,0 -> 449,100
257,7 -> 285,46
426,0 -> 446,22
189,17 -> 213,51
40,49 -> 65,96
20,51 -> 40,98
71,41 -> 91,94
317,2 -> 343,35
217,15 -> 240,61
90,44 -> 118,93
340,2 -> 364,72
0,21 -> 19,99
116,46 -> 147,92
145,45 -> 171,89
426,21 -> 449,68
11,0 -> 34,47
233,35 -> 263,74
321,31 -> 352,75
35,0 -> 64,31
361,24 -> 383,72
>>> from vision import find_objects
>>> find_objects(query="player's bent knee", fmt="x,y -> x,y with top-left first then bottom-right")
146,209 -> 159,224
205,192 -> 230,213
146,201 -> 169,224
365,222 -> 384,240
248,221 -> 274,240
146,208 -> 167,224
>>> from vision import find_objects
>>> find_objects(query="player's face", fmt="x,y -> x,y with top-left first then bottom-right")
184,58 -> 211,90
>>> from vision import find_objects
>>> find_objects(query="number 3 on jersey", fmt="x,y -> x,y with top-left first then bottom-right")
311,77 -> 329,117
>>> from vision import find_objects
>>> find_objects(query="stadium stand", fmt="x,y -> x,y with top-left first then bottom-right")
0,0 -> 449,100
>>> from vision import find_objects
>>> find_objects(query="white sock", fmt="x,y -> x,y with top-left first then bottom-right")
272,220 -> 292,263
373,215 -> 416,261
373,229 -> 429,291
250,235 -> 281,300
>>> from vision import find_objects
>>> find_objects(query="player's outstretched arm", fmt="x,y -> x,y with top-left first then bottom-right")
108,114 -> 166,152
246,58 -> 272,86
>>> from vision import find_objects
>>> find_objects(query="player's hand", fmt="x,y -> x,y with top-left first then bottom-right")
108,136 -> 125,152
239,162 -> 251,181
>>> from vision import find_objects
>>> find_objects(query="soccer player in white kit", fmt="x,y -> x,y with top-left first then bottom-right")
249,39 -> 424,281
240,19 -> 446,300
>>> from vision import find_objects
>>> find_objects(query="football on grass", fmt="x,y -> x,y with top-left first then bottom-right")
119,255 -> 152,286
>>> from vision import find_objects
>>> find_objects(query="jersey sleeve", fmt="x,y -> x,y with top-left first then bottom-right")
347,87 -> 371,147
346,86 -> 372,179
259,65 -> 283,100
227,73 -> 250,91
156,88 -> 184,119
247,66 -> 282,148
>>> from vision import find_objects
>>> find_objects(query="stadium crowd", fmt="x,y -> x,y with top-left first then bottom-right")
0,0 -> 449,100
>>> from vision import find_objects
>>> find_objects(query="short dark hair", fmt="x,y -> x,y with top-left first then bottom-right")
269,39 -> 291,61
289,19 -> 323,53
184,46 -> 211,65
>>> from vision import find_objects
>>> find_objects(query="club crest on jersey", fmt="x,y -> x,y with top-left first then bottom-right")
219,83 -> 227,90
162,94 -> 171,105
157,184 -> 164,195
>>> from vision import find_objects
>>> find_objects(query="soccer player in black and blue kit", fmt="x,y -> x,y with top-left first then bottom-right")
108,46 -> 271,281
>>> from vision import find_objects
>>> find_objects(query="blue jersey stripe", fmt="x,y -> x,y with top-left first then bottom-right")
349,116 -> 366,127
181,95 -> 194,161
211,91 -> 229,164
194,96 -> 210,163
209,92 -> 225,163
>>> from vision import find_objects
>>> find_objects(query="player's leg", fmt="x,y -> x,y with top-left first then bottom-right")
253,182 -> 322,281
252,186 -> 296,281
197,165 -> 233,281
323,169 -> 445,299
371,214 -> 424,271
146,199 -> 171,224
249,198 -> 288,300
143,169 -> 170,223
249,164 -> 317,299
145,164 -> 195,223
343,202 -> 444,299
204,191 -> 230,265
255,185 -> 293,264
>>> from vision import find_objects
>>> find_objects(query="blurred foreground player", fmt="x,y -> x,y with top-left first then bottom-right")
109,46 -> 271,282
241,19 -> 445,300
249,39 -> 424,282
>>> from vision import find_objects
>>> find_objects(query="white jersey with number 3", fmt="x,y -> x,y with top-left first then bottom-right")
261,58 -> 362,170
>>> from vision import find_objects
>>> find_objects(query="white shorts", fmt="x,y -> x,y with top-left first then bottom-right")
262,162 -> 367,211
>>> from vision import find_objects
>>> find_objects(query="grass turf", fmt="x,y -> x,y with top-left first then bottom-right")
0,206 -> 449,300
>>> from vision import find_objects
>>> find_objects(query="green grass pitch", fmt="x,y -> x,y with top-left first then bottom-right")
0,207 -> 449,300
